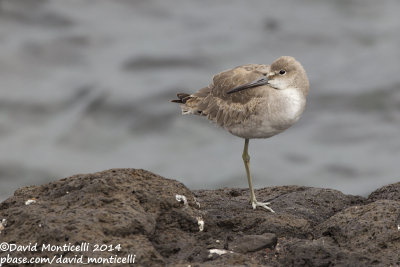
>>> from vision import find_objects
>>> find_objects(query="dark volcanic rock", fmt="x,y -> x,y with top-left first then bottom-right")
0,169 -> 399,266
229,233 -> 277,253
315,200 -> 400,265
0,169 -> 202,266
276,237 -> 370,267
194,186 -> 364,240
368,181 -> 400,202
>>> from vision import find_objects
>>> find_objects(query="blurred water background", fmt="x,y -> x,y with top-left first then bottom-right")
0,0 -> 399,201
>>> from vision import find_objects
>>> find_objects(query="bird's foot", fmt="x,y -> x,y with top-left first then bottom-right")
251,200 -> 275,213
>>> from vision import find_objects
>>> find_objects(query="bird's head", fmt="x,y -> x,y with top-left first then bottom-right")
227,56 -> 309,96
267,56 -> 309,95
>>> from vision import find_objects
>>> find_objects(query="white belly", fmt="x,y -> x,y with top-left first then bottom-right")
227,88 -> 306,139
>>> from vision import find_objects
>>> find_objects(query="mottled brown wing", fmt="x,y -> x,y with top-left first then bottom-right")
211,64 -> 270,102
195,64 -> 270,127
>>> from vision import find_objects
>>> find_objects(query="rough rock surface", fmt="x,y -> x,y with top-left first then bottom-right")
0,169 -> 399,266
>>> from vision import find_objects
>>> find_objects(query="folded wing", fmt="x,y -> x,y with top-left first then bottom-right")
190,64 -> 270,127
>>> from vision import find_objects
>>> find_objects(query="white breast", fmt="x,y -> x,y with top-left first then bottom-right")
279,88 -> 305,121
227,88 -> 305,139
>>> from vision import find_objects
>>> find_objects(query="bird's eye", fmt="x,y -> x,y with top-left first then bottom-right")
279,70 -> 286,75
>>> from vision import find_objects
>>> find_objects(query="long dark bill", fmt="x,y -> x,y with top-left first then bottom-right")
226,77 -> 269,94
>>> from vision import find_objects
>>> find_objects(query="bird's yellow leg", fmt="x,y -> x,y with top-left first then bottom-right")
242,139 -> 256,203
242,139 -> 275,212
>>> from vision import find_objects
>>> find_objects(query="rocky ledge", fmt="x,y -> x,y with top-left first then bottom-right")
0,169 -> 399,266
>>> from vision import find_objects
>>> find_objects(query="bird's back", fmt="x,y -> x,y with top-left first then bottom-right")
174,64 -> 271,127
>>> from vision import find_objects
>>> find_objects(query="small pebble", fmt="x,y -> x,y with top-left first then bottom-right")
25,199 -> 37,205
0,219 -> 7,233
197,217 -> 204,232
175,194 -> 188,206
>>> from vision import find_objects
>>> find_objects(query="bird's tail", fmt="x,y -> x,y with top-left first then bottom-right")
170,93 -> 202,115
171,87 -> 211,115
170,93 -> 191,104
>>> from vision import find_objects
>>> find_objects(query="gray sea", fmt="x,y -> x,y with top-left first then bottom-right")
0,0 -> 399,201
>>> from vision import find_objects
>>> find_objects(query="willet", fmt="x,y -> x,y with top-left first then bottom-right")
172,56 -> 309,212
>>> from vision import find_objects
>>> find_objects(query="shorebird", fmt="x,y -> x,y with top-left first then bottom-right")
172,56 -> 309,212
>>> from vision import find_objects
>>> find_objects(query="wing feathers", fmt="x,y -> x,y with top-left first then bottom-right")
173,64 -> 270,127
